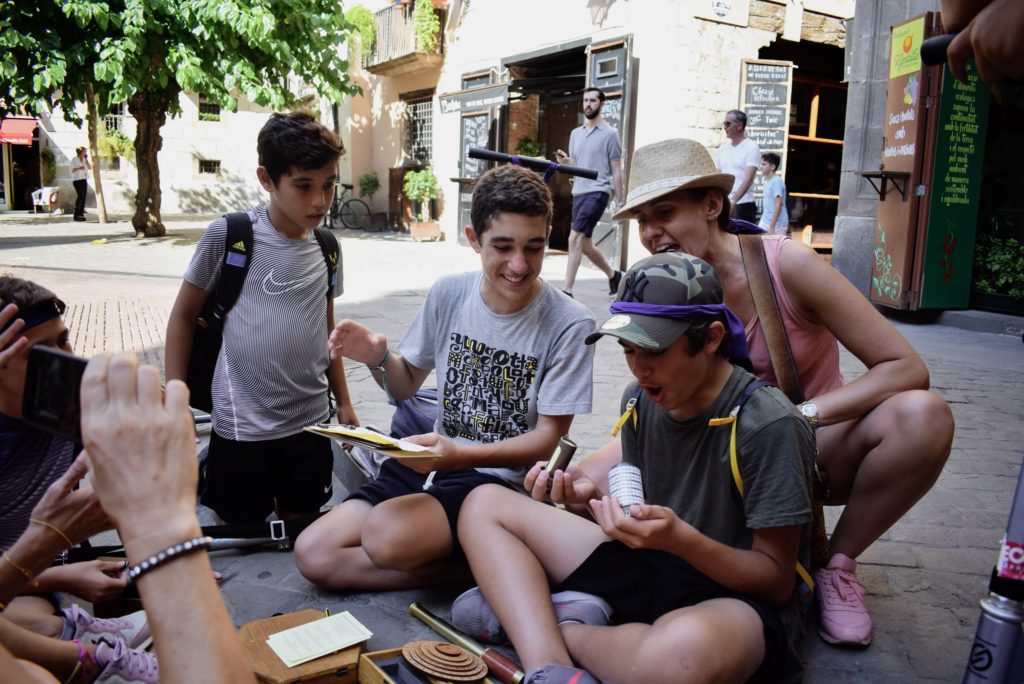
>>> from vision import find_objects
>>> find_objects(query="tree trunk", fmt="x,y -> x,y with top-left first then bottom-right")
85,84 -> 108,224
127,88 -> 177,237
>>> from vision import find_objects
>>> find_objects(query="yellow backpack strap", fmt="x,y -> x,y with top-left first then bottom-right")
611,386 -> 644,437
708,410 -> 743,496
709,380 -> 815,606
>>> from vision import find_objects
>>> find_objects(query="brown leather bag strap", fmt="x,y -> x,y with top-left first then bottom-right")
738,235 -> 805,404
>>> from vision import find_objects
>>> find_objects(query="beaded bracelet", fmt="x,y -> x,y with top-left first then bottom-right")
128,536 -> 213,583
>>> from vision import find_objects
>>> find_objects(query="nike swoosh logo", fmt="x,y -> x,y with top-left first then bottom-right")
262,269 -> 320,295
323,483 -> 332,494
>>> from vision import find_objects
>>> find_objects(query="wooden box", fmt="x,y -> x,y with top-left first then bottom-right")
241,609 -> 362,684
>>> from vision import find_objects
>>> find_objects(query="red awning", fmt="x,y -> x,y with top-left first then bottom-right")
0,117 -> 37,146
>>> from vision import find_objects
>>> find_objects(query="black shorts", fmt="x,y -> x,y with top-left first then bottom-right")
201,429 -> 333,524
734,201 -> 758,223
571,191 -> 610,237
346,458 -> 512,551
556,541 -> 794,683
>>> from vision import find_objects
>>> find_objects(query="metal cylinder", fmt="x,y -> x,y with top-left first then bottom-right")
962,594 -> 1024,683
607,463 -> 644,515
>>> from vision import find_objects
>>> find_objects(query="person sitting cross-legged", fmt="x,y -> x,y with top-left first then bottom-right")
454,253 -> 816,684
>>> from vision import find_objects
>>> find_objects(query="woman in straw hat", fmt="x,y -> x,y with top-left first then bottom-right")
574,138 -> 953,648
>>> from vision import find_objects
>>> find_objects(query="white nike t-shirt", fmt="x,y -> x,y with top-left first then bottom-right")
184,205 -> 340,441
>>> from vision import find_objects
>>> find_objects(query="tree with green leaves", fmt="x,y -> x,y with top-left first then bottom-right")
0,0 -> 359,236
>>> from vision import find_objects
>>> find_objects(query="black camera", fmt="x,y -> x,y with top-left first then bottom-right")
22,345 -> 87,444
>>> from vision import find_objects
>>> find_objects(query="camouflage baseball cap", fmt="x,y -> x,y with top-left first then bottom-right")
584,253 -> 723,350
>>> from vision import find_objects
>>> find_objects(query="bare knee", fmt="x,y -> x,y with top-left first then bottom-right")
458,484 -> 520,541
888,390 -> 954,466
293,506 -> 363,585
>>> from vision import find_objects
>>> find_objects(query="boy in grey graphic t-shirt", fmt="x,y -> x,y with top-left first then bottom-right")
295,165 -> 595,592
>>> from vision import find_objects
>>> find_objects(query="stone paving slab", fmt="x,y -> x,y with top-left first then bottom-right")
3,215 -> 1023,682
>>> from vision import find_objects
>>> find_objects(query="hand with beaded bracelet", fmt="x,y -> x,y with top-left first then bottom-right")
80,352 -> 256,684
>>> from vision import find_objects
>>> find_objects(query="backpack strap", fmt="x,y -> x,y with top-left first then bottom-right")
709,378 -> 815,605
611,385 -> 644,437
737,235 -> 805,404
210,212 -> 254,318
312,227 -> 340,300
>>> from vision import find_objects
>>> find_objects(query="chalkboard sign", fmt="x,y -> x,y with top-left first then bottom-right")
740,59 -> 793,215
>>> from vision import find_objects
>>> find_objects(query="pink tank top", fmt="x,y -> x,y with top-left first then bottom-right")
743,235 -> 844,400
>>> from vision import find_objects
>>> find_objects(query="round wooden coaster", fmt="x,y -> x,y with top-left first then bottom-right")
402,640 -> 488,681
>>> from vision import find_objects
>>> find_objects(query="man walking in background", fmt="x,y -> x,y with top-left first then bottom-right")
556,87 -> 623,298
717,110 -> 760,223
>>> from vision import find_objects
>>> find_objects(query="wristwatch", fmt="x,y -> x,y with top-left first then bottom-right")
798,401 -> 819,430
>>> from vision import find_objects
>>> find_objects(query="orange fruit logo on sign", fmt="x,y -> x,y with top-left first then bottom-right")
903,35 -> 913,53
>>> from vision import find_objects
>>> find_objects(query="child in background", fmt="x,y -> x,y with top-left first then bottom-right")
759,152 -> 789,235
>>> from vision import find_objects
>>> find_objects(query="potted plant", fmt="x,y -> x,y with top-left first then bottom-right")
402,167 -> 442,241
413,0 -> 441,53
971,233 -> 1024,314
358,171 -> 380,205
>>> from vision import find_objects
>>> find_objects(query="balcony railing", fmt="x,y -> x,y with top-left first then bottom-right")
363,3 -> 445,76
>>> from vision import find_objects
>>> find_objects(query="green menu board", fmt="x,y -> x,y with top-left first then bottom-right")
919,60 -> 990,308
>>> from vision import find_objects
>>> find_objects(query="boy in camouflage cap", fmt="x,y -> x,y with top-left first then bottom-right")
453,252 -> 816,683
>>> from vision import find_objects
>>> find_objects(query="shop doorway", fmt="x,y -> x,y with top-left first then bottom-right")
759,40 -> 847,247
502,47 -> 587,250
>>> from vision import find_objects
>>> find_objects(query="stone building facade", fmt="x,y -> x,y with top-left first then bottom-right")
348,0 -> 854,263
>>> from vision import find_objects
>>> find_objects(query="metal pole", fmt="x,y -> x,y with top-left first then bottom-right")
963,457 -> 1024,683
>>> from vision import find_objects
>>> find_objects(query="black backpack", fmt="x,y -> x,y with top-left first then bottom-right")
185,212 -> 340,412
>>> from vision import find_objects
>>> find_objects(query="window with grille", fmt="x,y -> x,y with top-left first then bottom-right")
199,160 -> 221,174
104,103 -> 127,132
401,90 -> 434,165
199,95 -> 221,122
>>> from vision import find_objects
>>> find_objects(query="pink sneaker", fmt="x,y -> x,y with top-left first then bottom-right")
814,553 -> 872,646
62,604 -> 152,650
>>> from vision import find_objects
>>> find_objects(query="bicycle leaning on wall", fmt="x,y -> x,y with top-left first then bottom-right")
323,182 -> 371,230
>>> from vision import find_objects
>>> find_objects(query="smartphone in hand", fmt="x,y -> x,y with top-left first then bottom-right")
22,346 -> 88,444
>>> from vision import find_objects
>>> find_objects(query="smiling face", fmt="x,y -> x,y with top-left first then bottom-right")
634,189 -> 724,260
619,321 -> 728,420
467,212 -> 549,315
258,161 -> 337,239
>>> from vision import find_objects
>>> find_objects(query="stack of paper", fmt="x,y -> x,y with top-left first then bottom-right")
266,611 -> 373,668
304,424 -> 438,459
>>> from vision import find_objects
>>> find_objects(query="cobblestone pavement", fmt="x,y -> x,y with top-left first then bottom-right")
3,213 -> 1022,682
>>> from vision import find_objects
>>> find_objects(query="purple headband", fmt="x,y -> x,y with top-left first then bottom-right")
609,301 -> 750,365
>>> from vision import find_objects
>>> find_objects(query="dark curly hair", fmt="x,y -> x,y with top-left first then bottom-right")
0,275 -> 65,314
470,165 -> 552,237
257,111 -> 344,185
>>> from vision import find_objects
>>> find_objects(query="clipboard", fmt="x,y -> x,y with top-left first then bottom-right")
304,425 -> 439,460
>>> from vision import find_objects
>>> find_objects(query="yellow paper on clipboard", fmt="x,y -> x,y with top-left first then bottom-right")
304,425 -> 438,459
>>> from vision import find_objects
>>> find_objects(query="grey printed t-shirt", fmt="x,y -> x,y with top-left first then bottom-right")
399,273 -> 596,486
568,121 -> 622,196
183,206 -> 338,441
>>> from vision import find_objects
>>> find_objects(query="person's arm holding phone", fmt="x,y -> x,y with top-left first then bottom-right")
80,352 -> 254,684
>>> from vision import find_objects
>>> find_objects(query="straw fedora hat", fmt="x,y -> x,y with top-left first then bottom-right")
612,138 -> 734,220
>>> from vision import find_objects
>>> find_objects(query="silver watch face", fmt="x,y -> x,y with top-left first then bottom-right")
801,403 -> 818,419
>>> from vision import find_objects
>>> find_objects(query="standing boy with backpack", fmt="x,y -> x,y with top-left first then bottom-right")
165,111 -> 358,525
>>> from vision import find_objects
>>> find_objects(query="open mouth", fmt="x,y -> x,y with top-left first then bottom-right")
642,384 -> 664,402
656,245 -> 679,254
